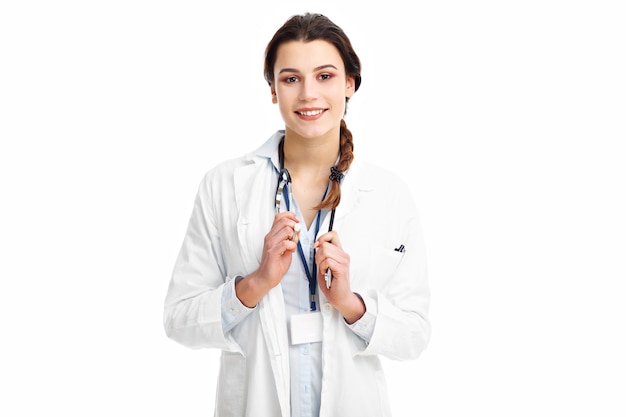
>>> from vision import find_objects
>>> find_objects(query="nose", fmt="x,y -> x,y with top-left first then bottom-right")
298,78 -> 318,101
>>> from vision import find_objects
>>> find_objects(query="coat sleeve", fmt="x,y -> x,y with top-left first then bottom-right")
355,180 -> 431,361
163,172 -> 246,353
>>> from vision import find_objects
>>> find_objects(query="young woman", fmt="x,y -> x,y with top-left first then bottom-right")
164,12 -> 431,417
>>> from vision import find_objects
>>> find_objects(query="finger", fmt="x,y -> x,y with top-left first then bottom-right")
278,239 -> 298,256
291,222 -> 301,244
314,230 -> 341,250
273,211 -> 299,226
271,213 -> 300,239
280,217 -> 300,240
317,257 -> 340,289
318,256 -> 332,274
315,249 -> 334,271
271,225 -> 291,243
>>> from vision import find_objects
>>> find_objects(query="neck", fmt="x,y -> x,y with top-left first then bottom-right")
282,128 -> 340,174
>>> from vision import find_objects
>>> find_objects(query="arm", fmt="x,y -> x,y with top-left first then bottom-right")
163,172 -> 302,350
317,210 -> 430,359
357,195 -> 431,361
314,177 -> 430,359
163,173 -> 246,351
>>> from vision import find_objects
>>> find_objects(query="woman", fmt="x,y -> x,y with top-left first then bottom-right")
164,12 -> 431,417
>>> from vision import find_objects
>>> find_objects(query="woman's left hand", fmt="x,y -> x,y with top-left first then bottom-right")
314,231 -> 365,323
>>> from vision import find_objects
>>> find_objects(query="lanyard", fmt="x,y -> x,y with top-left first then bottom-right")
283,184 -> 326,311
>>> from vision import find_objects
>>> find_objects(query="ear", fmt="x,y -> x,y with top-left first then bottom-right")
271,88 -> 278,104
345,76 -> 356,99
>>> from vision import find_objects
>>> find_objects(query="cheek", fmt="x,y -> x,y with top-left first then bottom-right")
277,100 -> 291,116
275,88 -> 292,105
329,85 -> 348,104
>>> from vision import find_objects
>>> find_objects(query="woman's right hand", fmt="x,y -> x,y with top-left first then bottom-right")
258,211 -> 301,286
235,212 -> 300,307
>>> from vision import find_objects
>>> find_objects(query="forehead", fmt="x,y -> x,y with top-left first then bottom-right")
274,39 -> 345,72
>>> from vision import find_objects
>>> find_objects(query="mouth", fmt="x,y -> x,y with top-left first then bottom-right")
295,109 -> 326,117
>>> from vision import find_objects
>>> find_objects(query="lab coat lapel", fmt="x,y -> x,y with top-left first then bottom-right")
233,155 -> 291,417
233,157 -> 274,272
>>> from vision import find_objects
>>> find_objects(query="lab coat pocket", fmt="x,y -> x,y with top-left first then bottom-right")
216,352 -> 246,416
350,241 -> 404,289
362,244 -> 405,289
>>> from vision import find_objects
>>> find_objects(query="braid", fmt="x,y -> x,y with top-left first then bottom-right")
316,119 -> 355,210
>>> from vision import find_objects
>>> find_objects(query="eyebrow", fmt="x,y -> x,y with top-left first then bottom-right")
278,64 -> 338,74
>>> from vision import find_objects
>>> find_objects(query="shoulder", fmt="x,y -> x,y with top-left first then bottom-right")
200,131 -> 282,186
347,158 -> 420,220
205,153 -> 256,179
194,154 -> 251,195
349,159 -> 411,194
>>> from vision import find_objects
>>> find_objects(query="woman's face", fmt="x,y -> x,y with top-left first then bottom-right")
271,40 -> 355,141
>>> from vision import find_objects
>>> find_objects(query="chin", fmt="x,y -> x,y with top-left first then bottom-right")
289,121 -> 338,140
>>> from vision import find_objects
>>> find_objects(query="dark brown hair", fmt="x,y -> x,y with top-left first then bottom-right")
264,13 -> 362,210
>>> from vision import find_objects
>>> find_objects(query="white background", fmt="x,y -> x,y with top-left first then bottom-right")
1,1 -> 625,416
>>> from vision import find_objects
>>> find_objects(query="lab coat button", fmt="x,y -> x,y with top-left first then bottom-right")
323,303 -> 333,312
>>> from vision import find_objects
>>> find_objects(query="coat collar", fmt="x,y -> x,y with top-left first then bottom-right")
242,130 -> 372,225
254,130 -> 284,172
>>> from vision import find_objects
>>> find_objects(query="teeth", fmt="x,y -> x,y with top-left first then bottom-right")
298,109 -> 323,116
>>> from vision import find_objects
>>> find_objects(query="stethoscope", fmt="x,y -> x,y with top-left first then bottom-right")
274,140 -> 338,311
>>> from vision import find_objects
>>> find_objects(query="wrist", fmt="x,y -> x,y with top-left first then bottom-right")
235,271 -> 272,308
339,292 -> 366,324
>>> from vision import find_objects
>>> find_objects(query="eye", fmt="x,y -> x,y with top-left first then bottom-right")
319,73 -> 332,81
283,75 -> 298,84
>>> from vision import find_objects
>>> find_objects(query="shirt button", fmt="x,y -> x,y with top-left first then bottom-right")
323,303 -> 333,312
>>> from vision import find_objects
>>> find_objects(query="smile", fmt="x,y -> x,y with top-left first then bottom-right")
296,109 -> 325,116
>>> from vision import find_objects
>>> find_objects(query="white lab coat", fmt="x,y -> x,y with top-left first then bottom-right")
164,131 -> 431,417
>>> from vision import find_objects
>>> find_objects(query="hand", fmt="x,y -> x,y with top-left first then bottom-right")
314,231 -> 364,323
236,212 -> 300,307
257,211 -> 301,287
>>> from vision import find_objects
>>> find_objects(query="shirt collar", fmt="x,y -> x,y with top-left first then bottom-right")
255,130 -> 285,173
